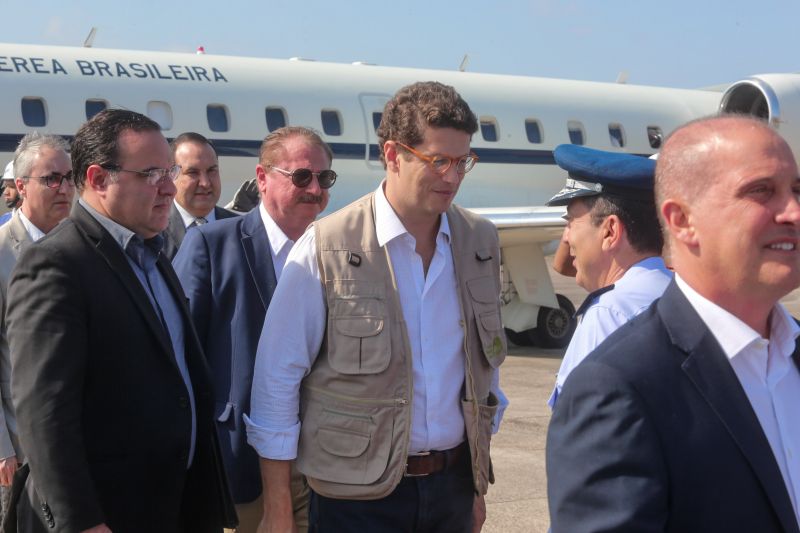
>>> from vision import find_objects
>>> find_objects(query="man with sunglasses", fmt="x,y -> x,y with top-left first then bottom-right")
247,82 -> 507,533
162,132 -> 237,260
174,126 -> 334,533
5,109 -> 236,532
0,133 -> 73,524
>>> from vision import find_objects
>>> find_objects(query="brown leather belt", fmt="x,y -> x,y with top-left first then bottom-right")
405,442 -> 467,477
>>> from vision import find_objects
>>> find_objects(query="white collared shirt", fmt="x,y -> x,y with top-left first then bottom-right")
258,203 -> 293,282
17,210 -> 46,242
174,201 -> 216,228
676,275 -> 800,524
246,184 -> 507,459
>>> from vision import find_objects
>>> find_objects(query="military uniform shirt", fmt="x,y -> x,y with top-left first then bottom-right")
548,256 -> 672,408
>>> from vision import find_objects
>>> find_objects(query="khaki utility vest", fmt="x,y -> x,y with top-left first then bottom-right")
296,192 -> 506,500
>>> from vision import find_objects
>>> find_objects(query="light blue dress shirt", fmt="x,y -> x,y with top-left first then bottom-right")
548,256 -> 672,408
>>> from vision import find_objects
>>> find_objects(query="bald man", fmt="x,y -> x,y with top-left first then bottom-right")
547,115 -> 800,533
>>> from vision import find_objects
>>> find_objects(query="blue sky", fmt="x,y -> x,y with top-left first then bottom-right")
2,0 -> 797,89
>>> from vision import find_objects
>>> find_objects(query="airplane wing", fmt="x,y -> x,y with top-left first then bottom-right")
468,206 -> 566,248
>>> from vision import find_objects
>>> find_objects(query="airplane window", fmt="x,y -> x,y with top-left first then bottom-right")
85,100 -> 107,120
480,119 -> 498,142
321,110 -> 342,136
647,126 -> 663,149
147,101 -> 173,131
608,124 -> 625,147
372,112 -> 382,132
568,121 -> 585,145
265,107 -> 287,131
525,120 -> 542,144
207,104 -> 229,133
21,98 -> 47,127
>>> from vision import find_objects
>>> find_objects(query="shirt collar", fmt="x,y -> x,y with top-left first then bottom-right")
374,181 -> 451,247
79,197 -> 138,251
259,202 -> 293,257
174,200 -> 215,227
17,209 -> 46,242
675,274 -> 800,360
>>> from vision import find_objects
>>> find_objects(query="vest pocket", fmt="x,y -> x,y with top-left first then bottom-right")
462,391 -> 499,495
328,287 -> 391,375
298,396 -> 394,485
466,277 -> 507,368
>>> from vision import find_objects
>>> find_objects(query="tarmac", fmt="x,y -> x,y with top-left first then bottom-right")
482,261 -> 800,532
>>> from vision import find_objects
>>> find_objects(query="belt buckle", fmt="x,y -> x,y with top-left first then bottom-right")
405,451 -> 431,477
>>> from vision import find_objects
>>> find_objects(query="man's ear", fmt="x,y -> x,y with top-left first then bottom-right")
85,165 -> 109,193
14,178 -> 27,199
661,199 -> 697,246
600,214 -> 624,251
384,141 -> 401,174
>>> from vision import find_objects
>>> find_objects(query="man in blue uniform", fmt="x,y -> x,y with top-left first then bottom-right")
546,145 -> 671,408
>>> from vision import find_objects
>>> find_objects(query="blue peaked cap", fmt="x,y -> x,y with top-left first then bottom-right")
546,145 -> 657,207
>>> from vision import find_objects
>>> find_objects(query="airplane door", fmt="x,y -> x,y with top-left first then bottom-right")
358,93 -> 391,170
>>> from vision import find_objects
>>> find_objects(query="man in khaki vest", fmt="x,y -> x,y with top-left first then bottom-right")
246,81 -> 508,532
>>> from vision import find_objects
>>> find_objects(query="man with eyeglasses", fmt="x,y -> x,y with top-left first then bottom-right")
247,82 -> 507,533
162,132 -> 237,260
544,145 -> 671,409
173,126 -> 333,533
5,109 -> 236,532
0,133 -> 73,525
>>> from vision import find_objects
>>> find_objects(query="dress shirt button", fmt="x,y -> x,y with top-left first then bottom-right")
178,396 -> 189,408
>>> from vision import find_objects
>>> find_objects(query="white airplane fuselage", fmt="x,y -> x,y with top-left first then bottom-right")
1,42 -> 796,345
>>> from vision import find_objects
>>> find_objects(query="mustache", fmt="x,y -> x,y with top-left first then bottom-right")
298,194 -> 324,204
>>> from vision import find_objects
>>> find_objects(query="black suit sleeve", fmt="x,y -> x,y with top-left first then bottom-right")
546,360 -> 669,533
6,242 -> 105,531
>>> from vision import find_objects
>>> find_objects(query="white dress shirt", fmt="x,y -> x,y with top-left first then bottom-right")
174,200 -> 216,227
17,210 -> 46,242
258,203 -> 293,282
246,184 -> 507,460
676,275 -> 800,525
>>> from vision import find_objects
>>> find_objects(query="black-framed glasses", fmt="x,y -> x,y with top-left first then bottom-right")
268,166 -> 337,189
101,164 -> 181,186
25,171 -> 75,189
396,142 -> 478,175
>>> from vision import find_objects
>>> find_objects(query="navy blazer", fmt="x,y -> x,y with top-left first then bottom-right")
547,281 -> 800,533
162,204 -> 237,261
173,208 -> 277,503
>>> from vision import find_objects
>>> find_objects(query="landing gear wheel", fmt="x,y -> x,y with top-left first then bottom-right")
534,294 -> 577,348
504,327 -> 535,347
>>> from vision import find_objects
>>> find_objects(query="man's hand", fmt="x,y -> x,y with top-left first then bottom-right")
80,525 -> 112,533
227,178 -> 260,213
257,458 -> 297,533
472,494 -> 487,533
0,455 -> 18,486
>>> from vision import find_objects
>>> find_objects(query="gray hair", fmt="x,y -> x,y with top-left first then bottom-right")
12,132 -> 70,179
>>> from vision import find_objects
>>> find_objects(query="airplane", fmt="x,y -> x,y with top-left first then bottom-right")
0,42 -> 795,347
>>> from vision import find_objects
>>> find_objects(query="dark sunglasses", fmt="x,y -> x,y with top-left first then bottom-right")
269,166 -> 337,189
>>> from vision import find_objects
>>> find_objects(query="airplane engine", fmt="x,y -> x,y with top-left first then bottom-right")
719,74 -> 800,156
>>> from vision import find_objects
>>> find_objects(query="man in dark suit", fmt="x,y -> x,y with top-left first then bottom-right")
0,133 -> 74,524
162,132 -> 236,260
6,109 -> 236,533
173,126 -> 334,532
547,115 -> 800,532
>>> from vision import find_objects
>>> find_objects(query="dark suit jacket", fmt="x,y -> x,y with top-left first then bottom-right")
547,281 -> 800,533
172,208 -> 277,503
162,204 -> 237,261
5,204 -> 236,533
